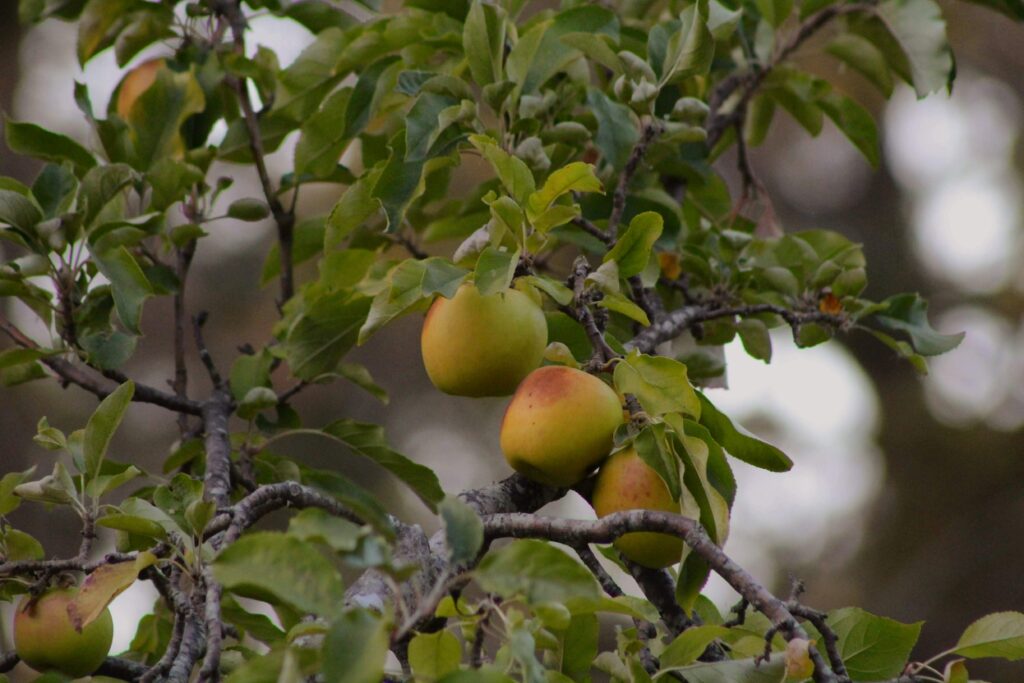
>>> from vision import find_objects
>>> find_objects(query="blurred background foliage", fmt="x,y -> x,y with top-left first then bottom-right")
0,1 -> 1022,679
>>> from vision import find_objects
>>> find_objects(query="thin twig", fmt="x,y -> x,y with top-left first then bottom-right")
571,216 -> 613,245
0,317 -> 203,415
609,121 -> 662,235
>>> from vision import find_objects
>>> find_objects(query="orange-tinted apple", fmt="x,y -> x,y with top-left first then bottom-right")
14,587 -> 113,677
421,283 -> 547,397
592,447 -> 684,569
500,366 -> 623,486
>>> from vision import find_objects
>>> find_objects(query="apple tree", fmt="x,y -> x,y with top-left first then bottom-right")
0,0 -> 1022,681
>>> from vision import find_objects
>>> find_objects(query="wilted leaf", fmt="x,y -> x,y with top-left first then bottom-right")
68,551 -> 157,631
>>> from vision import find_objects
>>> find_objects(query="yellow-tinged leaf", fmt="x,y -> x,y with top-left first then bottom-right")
68,551 -> 157,631
785,638 -> 815,680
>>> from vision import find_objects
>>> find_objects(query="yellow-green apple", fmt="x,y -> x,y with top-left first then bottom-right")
421,283 -> 547,397
14,587 -> 113,677
500,365 -> 623,486
592,447 -> 684,568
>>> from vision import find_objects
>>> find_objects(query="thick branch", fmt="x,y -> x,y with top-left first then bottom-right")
483,510 -> 837,682
202,391 -> 234,509
95,656 -> 151,680
624,560 -> 693,637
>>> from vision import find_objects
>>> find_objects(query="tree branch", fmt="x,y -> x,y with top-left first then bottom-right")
609,121 -> 662,235
221,3 -> 296,304
706,3 -> 877,149
202,391 -> 234,509
0,317 -> 203,415
626,302 -> 846,355
482,510 -> 837,681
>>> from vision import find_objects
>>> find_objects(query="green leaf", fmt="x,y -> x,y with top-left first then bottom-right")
146,158 -> 204,212
954,612 -> 1024,660
737,319 -> 772,362
526,162 -> 602,220
90,244 -> 154,334
826,34 -> 895,96
371,133 -> 427,232
0,189 -> 42,231
817,92 -> 880,167
3,528 -> 44,561
359,258 -> 469,343
660,625 -> 730,669
604,211 -> 664,278
287,508 -> 361,553
322,609 -> 390,683
213,531 -> 346,619
286,292 -> 372,380
697,393 -> 792,472
83,381 -> 134,481
325,164 -> 384,249
96,513 -> 167,541
0,467 -> 36,516
335,362 -> 389,404
586,89 -> 639,171
874,293 -> 964,356
322,419 -> 445,511
438,669 -> 516,683
633,424 -> 681,500
238,387 -> 279,420
301,468 -> 394,537
229,351 -> 274,403
32,163 -> 78,219
5,120 -> 96,174
295,88 -> 354,178
114,9 -> 175,67
123,67 -> 206,170
409,630 -> 462,680
561,614 -> 598,682
469,134 -> 536,205
77,0 -> 139,65
755,0 -> 794,27
561,33 -> 623,74
406,92 -> 461,162
656,656 -> 784,682
829,607 -> 923,679
439,495 -> 483,565
476,539 -> 599,604
513,6 -> 619,94
463,1 -> 506,87
659,6 -> 714,84
875,0 -> 953,96
599,291 -> 650,326
474,247 -> 519,296
613,350 -> 700,418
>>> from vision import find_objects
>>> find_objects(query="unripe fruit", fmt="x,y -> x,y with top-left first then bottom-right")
14,587 -> 113,677
115,58 -> 165,118
421,284 -> 547,397
592,447 -> 684,569
500,366 -> 623,487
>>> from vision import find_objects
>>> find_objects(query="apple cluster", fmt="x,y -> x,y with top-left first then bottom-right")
421,282 -> 682,569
